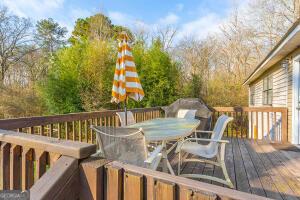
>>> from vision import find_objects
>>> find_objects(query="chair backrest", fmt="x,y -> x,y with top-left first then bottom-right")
162,98 -> 213,130
91,126 -> 148,167
177,109 -> 197,119
116,111 -> 136,127
207,115 -> 233,156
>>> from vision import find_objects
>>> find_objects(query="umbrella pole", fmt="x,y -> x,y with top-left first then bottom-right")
124,96 -> 128,126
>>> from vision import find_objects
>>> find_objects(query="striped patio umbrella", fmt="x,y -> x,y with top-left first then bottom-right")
111,32 -> 144,124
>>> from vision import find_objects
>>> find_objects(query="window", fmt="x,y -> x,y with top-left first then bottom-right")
263,75 -> 273,105
250,86 -> 255,105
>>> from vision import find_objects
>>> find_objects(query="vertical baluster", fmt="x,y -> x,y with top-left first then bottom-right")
30,127 -> 34,134
58,123 -> 61,139
10,145 -> 21,190
245,110 -> 248,138
267,112 -> 270,140
35,150 -> 47,181
79,121 -> 82,142
115,116 -> 119,127
21,147 -> 34,190
100,117 -> 103,127
255,111 -> 258,140
261,112 -> 264,140
18,128 -> 22,132
85,120 -> 88,143
250,112 -> 253,139
40,125 -> 44,136
65,122 -> 69,140
104,117 -> 107,126
0,143 -> 10,190
72,121 -> 76,141
274,112 -> 277,141
90,119 -> 93,143
240,111 -> 243,138
108,117 -> 111,127
49,124 -> 53,137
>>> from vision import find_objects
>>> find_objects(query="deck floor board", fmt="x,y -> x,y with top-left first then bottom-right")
169,138 -> 300,200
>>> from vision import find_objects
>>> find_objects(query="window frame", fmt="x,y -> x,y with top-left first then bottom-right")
262,75 -> 273,105
250,86 -> 255,106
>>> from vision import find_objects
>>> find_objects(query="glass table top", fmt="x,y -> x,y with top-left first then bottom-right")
128,118 -> 200,141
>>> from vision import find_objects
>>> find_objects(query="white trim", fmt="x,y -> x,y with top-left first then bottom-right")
292,55 -> 300,144
244,24 -> 300,85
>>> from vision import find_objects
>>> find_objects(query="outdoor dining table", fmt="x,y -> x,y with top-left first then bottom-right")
128,117 -> 200,175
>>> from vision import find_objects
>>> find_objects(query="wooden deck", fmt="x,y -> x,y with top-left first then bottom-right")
169,138 -> 300,200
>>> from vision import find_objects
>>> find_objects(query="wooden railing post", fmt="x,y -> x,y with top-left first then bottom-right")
281,108 -> 288,143
10,144 -> 21,190
79,157 -> 111,200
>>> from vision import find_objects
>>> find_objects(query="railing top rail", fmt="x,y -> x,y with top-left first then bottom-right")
0,129 -> 96,159
0,107 -> 162,130
214,106 -> 288,112
107,161 -> 271,200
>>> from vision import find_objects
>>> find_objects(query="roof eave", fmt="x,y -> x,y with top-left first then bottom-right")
243,18 -> 300,86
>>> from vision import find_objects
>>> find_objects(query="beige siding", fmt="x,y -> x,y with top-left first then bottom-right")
287,57 -> 293,142
272,67 -> 288,107
248,47 -> 300,143
248,59 -> 292,141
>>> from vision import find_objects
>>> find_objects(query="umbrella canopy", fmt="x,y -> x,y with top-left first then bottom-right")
111,32 -> 144,103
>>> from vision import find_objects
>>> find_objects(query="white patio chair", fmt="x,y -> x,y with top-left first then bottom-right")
91,125 -> 162,170
177,114 -> 234,188
166,109 -> 198,154
177,109 -> 197,119
116,111 -> 136,127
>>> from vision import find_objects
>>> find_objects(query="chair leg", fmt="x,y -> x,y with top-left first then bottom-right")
219,143 -> 234,188
220,160 -> 234,188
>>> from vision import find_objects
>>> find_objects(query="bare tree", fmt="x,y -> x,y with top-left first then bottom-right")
0,7 -> 32,83
154,25 -> 178,51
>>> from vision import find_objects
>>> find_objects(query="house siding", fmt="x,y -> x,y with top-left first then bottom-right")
248,47 -> 300,143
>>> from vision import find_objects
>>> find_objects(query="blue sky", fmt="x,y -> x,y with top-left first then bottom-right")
1,0 -> 245,39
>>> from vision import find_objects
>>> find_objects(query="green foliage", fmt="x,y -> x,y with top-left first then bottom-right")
79,40 -> 116,110
35,18 -> 67,53
129,40 -> 181,108
183,73 -> 203,99
39,42 -> 85,114
69,14 -> 133,44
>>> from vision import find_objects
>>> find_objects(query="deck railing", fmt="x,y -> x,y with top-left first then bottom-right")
0,107 -> 162,144
0,106 -> 288,143
213,107 -> 288,142
79,158 -> 269,200
0,129 -> 269,199
0,129 -> 96,195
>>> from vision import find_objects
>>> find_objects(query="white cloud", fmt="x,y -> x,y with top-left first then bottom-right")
158,13 -> 179,25
108,11 -> 133,26
1,0 -> 64,18
177,13 -> 223,40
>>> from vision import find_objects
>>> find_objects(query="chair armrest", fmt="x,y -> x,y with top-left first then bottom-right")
178,138 -> 229,150
144,145 -> 163,164
185,138 -> 229,143
195,130 -> 214,133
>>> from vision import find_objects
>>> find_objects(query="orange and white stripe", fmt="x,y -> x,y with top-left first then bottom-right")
111,32 -> 144,103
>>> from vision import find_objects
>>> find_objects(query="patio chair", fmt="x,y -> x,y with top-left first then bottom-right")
177,109 -> 197,119
177,114 -> 234,188
116,111 -> 136,127
162,98 -> 213,131
90,125 -> 162,170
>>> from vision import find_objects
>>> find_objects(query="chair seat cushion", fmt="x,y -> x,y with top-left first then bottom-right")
180,142 -> 216,158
